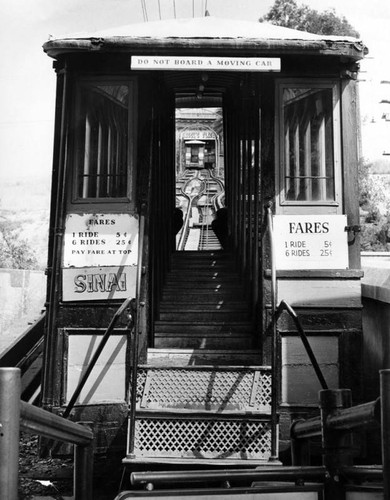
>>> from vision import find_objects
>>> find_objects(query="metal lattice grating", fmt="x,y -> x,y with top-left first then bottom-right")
132,416 -> 272,460
134,368 -> 271,412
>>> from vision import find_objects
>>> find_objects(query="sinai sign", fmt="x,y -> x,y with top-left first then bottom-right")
62,213 -> 138,301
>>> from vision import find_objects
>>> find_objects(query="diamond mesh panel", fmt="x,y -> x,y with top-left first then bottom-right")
135,368 -> 271,412
133,417 -> 272,460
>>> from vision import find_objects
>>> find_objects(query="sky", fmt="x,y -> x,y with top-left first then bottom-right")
0,0 -> 390,182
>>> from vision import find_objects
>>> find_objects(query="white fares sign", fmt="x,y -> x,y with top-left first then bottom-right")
63,213 -> 138,268
131,56 -> 281,72
62,213 -> 139,301
273,215 -> 348,270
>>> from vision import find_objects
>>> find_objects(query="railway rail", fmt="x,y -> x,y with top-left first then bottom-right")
176,168 -> 225,250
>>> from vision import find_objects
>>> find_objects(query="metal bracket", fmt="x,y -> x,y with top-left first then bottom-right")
345,225 -> 361,245
345,225 -> 361,234
249,371 -> 261,407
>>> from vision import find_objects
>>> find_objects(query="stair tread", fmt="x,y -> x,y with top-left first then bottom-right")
157,250 -> 255,351
159,314 -> 250,321
155,319 -> 253,324
138,364 -> 271,370
122,457 -> 272,466
148,348 -> 262,353
154,331 -> 254,336
160,304 -> 249,309
146,348 -> 263,366
135,408 -> 272,417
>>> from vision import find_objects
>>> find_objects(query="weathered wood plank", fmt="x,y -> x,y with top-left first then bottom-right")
281,336 -> 339,405
146,348 -> 262,367
341,78 -> 361,270
271,308 -> 362,332
277,279 -> 361,307
264,269 -> 364,279
66,333 -> 127,404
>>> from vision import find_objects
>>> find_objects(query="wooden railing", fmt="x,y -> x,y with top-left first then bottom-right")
290,370 -> 390,499
0,368 -> 94,500
128,211 -> 146,457
0,313 -> 46,404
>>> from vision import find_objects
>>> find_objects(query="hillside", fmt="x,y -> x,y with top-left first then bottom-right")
0,174 -> 51,270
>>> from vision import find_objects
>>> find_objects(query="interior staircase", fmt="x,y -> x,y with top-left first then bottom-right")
124,250 -> 277,466
154,250 -> 257,350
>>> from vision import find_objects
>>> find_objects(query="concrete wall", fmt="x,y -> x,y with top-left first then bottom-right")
360,253 -> 390,463
0,268 -> 46,354
361,253 -> 390,399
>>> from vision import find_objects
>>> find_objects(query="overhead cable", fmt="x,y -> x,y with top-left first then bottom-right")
141,0 -> 148,22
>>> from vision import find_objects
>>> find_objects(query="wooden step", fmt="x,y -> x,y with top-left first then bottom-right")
163,282 -> 243,291
157,249 -> 254,351
158,310 -> 251,322
159,302 -> 249,311
172,250 -> 229,258
171,259 -> 232,265
162,290 -> 245,302
161,282 -> 244,290
134,365 -> 271,413
126,410 -> 273,463
166,270 -> 240,278
146,348 -> 263,366
154,332 -> 256,350
166,271 -> 240,281
154,321 -> 254,334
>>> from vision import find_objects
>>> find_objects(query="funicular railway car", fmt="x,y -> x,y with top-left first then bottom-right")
41,16 -> 369,497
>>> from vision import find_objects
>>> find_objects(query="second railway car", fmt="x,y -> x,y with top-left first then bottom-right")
41,17 -> 367,466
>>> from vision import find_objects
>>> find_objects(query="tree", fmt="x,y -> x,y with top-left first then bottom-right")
358,158 -> 390,251
260,0 -> 360,38
0,217 -> 38,269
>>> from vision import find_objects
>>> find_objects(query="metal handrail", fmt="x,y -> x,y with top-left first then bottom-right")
127,211 -> 146,457
131,466 -> 327,488
290,371 -> 390,497
0,368 -> 94,500
177,192 -> 192,251
265,205 -> 277,318
264,204 -> 279,461
177,171 -> 206,251
266,300 -> 329,391
291,398 -> 380,441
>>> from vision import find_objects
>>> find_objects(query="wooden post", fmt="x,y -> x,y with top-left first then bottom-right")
320,389 -> 352,500
0,368 -> 21,500
380,370 -> 390,500
290,419 -> 311,466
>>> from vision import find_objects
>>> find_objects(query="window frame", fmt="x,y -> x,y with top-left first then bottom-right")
70,77 -> 137,209
275,79 -> 343,214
